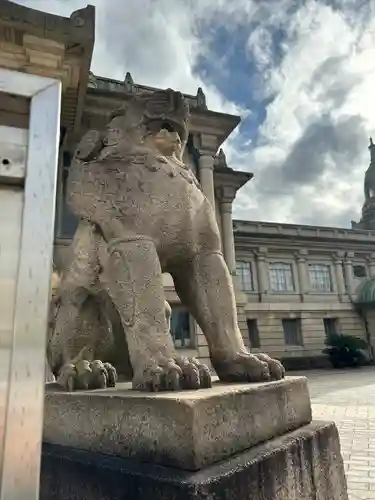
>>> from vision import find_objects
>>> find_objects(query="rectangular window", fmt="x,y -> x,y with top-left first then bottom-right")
323,317 -> 338,337
236,261 -> 254,291
353,265 -> 367,278
269,263 -> 294,292
246,319 -> 260,348
308,264 -> 332,292
170,306 -> 194,348
282,318 -> 303,346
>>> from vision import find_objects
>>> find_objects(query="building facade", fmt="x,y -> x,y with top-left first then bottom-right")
233,221 -> 375,368
1,0 -> 374,370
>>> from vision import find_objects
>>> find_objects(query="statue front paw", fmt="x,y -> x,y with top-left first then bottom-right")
212,351 -> 285,383
132,356 -> 212,392
57,360 -> 118,391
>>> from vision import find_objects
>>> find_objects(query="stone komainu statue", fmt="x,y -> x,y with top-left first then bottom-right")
48,88 -> 284,391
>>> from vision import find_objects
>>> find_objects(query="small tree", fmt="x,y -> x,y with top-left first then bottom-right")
323,333 -> 368,368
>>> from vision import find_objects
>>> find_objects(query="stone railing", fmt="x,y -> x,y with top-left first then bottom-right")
88,73 -> 201,109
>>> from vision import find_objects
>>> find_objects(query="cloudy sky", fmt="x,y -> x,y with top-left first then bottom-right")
16,0 -> 375,227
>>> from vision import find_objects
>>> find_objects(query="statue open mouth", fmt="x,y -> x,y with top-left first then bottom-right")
161,122 -> 174,132
142,89 -> 189,144
145,118 -> 186,145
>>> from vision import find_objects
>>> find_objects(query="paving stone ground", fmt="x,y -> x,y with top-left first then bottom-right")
297,368 -> 375,500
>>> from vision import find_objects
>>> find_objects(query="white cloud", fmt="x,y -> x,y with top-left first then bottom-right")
15,0 -> 375,228
18,0 -> 245,116
229,0 -> 375,227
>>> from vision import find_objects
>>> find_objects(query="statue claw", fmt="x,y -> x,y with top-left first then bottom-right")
57,360 -> 118,392
132,357 -> 212,392
253,353 -> 285,380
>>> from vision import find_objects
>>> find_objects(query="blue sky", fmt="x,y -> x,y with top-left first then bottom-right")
17,0 -> 375,227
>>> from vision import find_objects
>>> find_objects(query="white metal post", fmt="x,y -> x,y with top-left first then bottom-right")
0,68 -> 61,500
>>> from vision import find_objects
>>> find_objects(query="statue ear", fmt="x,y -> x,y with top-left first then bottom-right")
109,103 -> 128,120
74,130 -> 104,161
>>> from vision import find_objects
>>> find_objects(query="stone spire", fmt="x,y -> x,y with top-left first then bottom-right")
351,135 -> 375,230
88,70 -> 97,88
124,72 -> 134,92
369,137 -> 375,163
213,148 -> 228,169
196,87 -> 207,109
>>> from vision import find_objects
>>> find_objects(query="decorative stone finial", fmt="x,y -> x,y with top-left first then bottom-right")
124,72 -> 134,85
214,148 -> 228,169
88,71 -> 97,88
369,136 -> 375,163
70,7 -> 87,27
196,87 -> 207,109
124,72 -> 134,92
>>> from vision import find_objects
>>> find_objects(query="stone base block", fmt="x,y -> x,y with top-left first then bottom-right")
44,376 -> 311,471
41,421 -> 348,500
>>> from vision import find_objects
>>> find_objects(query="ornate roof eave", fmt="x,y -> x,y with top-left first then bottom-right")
214,168 -> 253,191
190,107 -> 241,148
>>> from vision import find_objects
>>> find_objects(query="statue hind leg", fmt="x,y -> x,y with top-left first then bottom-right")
169,212 -> 284,382
48,221 -> 117,390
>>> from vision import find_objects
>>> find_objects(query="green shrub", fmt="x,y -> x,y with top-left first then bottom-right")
323,333 -> 368,368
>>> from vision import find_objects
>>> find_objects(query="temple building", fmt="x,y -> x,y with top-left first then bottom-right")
2,0 -> 375,369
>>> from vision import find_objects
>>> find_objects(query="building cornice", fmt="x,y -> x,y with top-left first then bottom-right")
234,236 -> 375,257
233,219 -> 375,244
0,0 -> 95,132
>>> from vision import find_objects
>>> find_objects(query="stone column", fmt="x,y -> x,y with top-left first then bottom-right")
216,186 -> 237,275
295,249 -> 309,298
199,153 -> 216,208
344,252 -> 354,295
255,247 -> 268,296
220,201 -> 236,274
334,253 -> 346,300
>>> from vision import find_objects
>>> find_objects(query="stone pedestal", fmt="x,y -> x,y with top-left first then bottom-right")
42,377 -> 348,499
41,422 -> 347,500
44,377 -> 311,470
